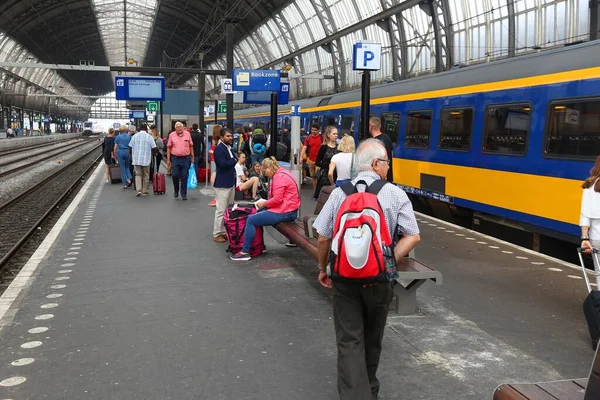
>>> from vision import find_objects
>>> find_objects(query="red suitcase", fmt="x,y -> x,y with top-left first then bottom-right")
198,167 -> 210,183
153,172 -> 166,194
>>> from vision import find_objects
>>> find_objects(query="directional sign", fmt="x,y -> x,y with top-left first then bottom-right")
115,76 -> 166,101
146,101 -> 159,112
233,70 -> 281,91
221,79 -> 234,94
218,102 -> 227,114
352,42 -> 382,71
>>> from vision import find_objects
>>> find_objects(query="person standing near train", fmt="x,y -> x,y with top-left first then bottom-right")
369,117 -> 393,182
581,156 -> 600,260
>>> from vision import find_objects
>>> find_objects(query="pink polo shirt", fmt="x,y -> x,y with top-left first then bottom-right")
167,131 -> 193,156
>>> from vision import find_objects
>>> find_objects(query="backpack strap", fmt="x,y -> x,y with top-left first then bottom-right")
340,181 -> 358,197
366,179 -> 388,196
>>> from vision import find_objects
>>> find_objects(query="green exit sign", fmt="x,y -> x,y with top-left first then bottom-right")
146,101 -> 159,112
218,102 -> 227,113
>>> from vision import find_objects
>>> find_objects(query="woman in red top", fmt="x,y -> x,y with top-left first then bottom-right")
230,157 -> 300,261
208,125 -> 222,207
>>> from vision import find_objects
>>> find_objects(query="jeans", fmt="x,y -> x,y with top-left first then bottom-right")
252,154 -> 265,165
116,150 -> 132,184
134,165 -> 150,194
241,210 -> 297,253
336,179 -> 351,187
213,187 -> 235,237
171,155 -> 191,197
332,281 -> 393,400
194,155 -> 202,170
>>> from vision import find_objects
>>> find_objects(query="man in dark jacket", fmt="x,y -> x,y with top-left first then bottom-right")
212,128 -> 237,243
190,123 -> 204,170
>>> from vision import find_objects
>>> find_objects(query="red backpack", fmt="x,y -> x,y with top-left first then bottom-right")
329,180 -> 396,284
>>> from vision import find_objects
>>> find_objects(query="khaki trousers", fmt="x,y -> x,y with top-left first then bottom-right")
213,187 -> 235,237
134,165 -> 150,194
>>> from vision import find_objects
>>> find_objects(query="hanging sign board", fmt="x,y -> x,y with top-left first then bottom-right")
115,76 -> 166,101
243,82 -> 290,105
233,70 -> 281,91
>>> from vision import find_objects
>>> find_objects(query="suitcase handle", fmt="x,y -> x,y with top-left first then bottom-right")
578,247 -> 599,293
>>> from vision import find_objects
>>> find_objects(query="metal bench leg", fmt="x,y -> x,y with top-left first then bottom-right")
392,280 -> 425,315
306,216 -> 317,238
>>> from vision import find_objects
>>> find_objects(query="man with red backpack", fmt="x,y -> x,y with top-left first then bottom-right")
312,139 -> 420,400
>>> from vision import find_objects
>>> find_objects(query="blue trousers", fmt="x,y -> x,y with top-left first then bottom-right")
116,150 -> 132,184
194,156 -> 202,170
242,210 -> 298,253
336,179 -> 351,187
171,155 -> 191,197
252,154 -> 265,165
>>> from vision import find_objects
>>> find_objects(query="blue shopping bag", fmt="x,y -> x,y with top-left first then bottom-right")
187,163 -> 198,189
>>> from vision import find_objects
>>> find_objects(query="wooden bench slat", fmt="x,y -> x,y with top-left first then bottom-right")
494,385 -> 532,400
509,384 -> 560,399
536,381 -> 585,399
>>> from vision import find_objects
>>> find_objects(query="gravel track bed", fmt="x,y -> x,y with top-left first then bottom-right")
0,138 -> 81,164
0,140 -> 101,205
0,146 -> 101,275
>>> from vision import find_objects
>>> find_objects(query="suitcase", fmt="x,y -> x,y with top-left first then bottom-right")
578,247 -> 600,350
198,167 -> 210,183
153,172 -> 166,194
109,163 -> 121,184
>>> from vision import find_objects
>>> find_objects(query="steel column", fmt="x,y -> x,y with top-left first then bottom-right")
507,0 -> 516,57
199,72 -> 205,136
591,0 -> 600,40
226,22 -> 234,130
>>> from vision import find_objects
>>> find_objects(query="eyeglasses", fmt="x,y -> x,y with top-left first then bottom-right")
377,158 -> 391,165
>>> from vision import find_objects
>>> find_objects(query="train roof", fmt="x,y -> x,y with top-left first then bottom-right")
223,40 -> 600,118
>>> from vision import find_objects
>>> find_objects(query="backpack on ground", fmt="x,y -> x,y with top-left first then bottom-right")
328,180 -> 397,284
224,203 -> 265,257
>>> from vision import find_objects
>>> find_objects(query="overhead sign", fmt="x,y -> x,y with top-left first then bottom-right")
146,101 -> 159,112
221,79 -> 235,94
233,69 -> 281,91
129,110 -> 146,119
115,76 -> 166,101
113,123 -> 121,129
352,42 -> 382,71
243,82 -> 290,105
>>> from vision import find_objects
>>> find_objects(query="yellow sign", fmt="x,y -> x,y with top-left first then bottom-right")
236,72 -> 250,87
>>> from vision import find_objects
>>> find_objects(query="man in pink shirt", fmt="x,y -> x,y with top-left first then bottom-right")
167,122 -> 195,200
230,157 -> 301,261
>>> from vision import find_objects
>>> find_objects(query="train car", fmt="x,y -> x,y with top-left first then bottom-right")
214,40 -> 600,247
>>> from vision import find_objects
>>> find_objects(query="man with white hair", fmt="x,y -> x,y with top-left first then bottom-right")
167,121 -> 194,200
312,139 -> 420,400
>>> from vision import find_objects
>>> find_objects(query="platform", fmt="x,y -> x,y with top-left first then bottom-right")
0,170 -> 595,400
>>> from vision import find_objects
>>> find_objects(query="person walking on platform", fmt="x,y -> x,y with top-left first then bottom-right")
300,124 -> 323,194
313,125 -> 339,199
328,135 -> 356,187
313,139 -> 420,400
103,128 -> 116,183
113,125 -> 132,189
213,128 -> 237,243
150,125 -> 164,172
129,123 -> 157,197
166,121 -> 194,200
581,156 -> 600,259
369,117 -> 394,182
230,157 -> 300,261
190,123 -> 204,170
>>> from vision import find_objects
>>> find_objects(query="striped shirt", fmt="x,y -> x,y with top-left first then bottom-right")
128,131 -> 156,166
313,171 -> 420,239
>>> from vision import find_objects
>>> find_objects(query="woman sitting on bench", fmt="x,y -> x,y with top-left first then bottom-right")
230,157 -> 300,261
235,153 -> 261,201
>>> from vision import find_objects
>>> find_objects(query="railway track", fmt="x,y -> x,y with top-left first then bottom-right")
0,138 -> 73,158
0,144 -> 101,281
0,139 -> 95,178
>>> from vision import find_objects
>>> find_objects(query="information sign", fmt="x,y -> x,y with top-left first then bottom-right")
115,76 -> 166,101
218,102 -> 227,114
243,82 -> 290,105
146,101 -> 159,112
221,79 -> 234,94
129,110 -> 146,119
352,42 -> 382,71
233,70 -> 281,91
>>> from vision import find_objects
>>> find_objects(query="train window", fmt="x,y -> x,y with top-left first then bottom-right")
341,115 -> 354,137
438,107 -> 474,151
483,104 -> 531,155
405,110 -> 432,149
358,113 -> 376,142
545,99 -> 600,159
325,115 -> 336,127
381,112 -> 400,147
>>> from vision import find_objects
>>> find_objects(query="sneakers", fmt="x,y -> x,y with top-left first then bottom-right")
230,252 -> 251,261
251,195 -> 262,202
136,192 -> 141,197
285,242 -> 297,248
174,192 -> 179,198
182,197 -> 187,201
208,199 -> 216,207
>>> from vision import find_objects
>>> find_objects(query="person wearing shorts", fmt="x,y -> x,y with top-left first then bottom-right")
235,153 -> 261,201
300,124 -> 323,195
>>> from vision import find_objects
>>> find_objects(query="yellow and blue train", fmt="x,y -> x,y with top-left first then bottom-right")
217,41 -> 600,242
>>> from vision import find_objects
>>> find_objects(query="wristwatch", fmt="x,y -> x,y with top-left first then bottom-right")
317,265 -> 326,272
581,236 -> 590,240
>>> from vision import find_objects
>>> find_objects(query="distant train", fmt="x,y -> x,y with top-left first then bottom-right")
82,121 -> 94,137
215,41 -> 600,242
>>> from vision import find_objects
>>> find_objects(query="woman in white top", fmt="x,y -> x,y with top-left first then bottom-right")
580,158 -> 600,261
328,135 -> 356,186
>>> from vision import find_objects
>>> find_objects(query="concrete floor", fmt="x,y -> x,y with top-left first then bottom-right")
0,174 -> 594,400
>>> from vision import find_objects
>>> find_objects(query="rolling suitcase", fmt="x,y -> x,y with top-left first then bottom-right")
109,163 -> 121,184
578,247 -> 600,349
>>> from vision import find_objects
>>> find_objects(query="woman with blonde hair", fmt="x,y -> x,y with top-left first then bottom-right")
581,156 -> 600,262
208,124 -> 222,207
328,135 -> 356,186
149,125 -> 164,172
313,125 -> 339,198
230,157 -> 300,261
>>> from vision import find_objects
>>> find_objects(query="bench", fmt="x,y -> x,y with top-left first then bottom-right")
276,185 -> 442,315
492,344 -> 599,400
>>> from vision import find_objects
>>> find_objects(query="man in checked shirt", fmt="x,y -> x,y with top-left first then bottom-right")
313,139 -> 420,400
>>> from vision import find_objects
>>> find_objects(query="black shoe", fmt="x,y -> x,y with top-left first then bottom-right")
174,192 -> 179,198
182,197 -> 187,201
